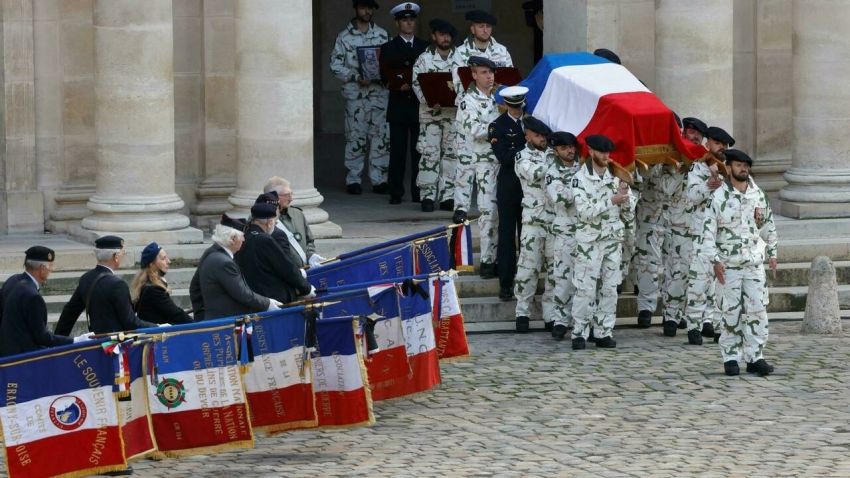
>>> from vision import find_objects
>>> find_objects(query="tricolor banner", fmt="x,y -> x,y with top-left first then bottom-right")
143,323 -> 254,456
114,341 -> 156,461
0,342 -> 127,478
414,234 -> 451,274
308,244 -> 414,290
241,309 -> 318,433
430,276 -> 470,361
449,223 -> 474,272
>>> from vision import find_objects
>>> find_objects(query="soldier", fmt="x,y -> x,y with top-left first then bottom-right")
632,164 -> 666,328
545,132 -> 581,340
412,18 -> 458,212
701,149 -> 778,376
381,3 -> 428,205
449,10 -> 513,103
570,135 -> 636,350
512,116 -> 553,333
330,0 -> 390,195
452,56 -> 501,278
489,86 -> 528,295
685,124 -> 732,342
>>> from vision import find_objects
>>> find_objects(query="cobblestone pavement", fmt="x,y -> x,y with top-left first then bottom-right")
125,322 -> 850,478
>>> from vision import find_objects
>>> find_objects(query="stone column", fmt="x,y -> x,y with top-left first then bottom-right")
228,0 -> 339,237
77,0 -> 201,244
655,0 -> 734,131
779,0 -> 850,218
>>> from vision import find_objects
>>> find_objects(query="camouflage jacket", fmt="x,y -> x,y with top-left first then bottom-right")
329,20 -> 389,101
455,84 -> 499,159
412,46 -> 457,121
700,179 -> 779,267
658,166 -> 694,233
572,161 -> 637,243
544,156 -> 581,235
514,144 -> 551,226
686,161 -> 719,235
449,36 -> 513,101
633,164 -> 666,227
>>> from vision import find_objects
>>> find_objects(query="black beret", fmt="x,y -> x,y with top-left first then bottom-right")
723,149 -> 753,166
429,18 -> 457,37
468,55 -> 496,71
25,245 -> 54,262
705,126 -> 735,147
523,116 -> 552,136
550,131 -> 578,147
220,214 -> 247,231
95,235 -> 124,250
682,117 -> 708,136
585,134 -> 615,153
353,0 -> 379,8
593,48 -> 621,65
465,9 -> 496,25
251,202 -> 277,219
255,192 -> 279,206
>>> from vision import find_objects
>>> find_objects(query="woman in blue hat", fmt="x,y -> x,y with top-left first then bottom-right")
130,242 -> 193,324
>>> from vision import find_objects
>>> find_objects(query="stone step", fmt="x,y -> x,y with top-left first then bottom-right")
2,268 -> 198,295
44,288 -> 192,315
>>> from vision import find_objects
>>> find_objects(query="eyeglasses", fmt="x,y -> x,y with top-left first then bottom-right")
279,192 -> 293,198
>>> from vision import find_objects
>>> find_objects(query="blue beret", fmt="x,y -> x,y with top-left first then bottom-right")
140,242 -> 162,269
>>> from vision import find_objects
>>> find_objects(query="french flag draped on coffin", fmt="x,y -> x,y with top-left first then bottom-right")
0,342 -> 127,478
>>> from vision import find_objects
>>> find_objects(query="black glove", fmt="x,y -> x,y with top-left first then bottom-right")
362,316 -> 380,355
452,209 -> 467,224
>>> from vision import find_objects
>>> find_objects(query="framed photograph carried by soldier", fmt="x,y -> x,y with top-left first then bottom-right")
418,72 -> 457,107
356,46 -> 382,81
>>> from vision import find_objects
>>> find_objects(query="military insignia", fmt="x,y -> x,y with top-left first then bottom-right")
572,178 -> 579,187
406,2 -> 412,8
460,103 -> 466,110
294,232 -> 303,242
515,152 -> 522,160
49,395 -> 87,431
546,175 -> 553,185
47,251 -> 54,261
481,102 -> 487,109
155,378 -> 187,409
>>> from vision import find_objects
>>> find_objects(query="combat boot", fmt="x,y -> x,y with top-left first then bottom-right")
701,322 -> 715,338
571,337 -> 586,350
544,321 -> 554,332
479,263 -> 497,279
552,324 -> 567,340
420,198 -> 435,212
724,360 -> 740,376
637,310 -> 652,328
677,319 -> 687,329
515,316 -> 530,333
439,199 -> 454,211
687,329 -> 703,345
662,320 -> 678,337
498,286 -> 514,301
746,359 -> 774,376
595,336 -> 617,348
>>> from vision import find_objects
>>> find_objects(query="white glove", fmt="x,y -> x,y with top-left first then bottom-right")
159,323 -> 172,327
308,254 -> 327,268
306,286 -> 317,299
73,332 -> 94,343
300,268 -> 307,279
267,299 -> 282,311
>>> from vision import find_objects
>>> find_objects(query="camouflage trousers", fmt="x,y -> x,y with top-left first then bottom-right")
514,224 -> 554,319
718,265 -> 769,363
685,237 -> 720,331
571,240 -> 622,340
453,159 -> 499,263
416,115 -> 457,203
343,96 -> 390,185
661,227 -> 693,324
634,220 -> 665,313
551,232 -> 576,327
620,216 -> 637,282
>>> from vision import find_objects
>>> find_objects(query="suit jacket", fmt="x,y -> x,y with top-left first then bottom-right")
135,283 -> 193,325
55,265 -> 156,336
489,112 -> 527,197
189,244 -> 270,321
0,273 -> 72,357
236,224 -> 312,304
380,35 -> 428,123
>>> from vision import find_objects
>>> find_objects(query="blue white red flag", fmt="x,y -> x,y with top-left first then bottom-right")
109,341 -> 156,460
429,276 -> 470,360
308,244 -> 414,290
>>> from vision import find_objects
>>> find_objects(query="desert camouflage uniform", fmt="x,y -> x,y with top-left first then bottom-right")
633,165 -> 666,313
658,167 -> 695,326
412,46 -> 458,203
700,179 -> 778,363
449,36 -> 513,104
454,84 -> 500,263
544,155 -> 581,327
329,21 -> 390,186
513,143 -> 553,320
685,161 -> 722,329
570,162 -> 637,340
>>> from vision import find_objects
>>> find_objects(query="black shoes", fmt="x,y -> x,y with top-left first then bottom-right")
595,336 -> 617,348
713,332 -> 721,343
544,321 -> 554,332
347,183 -> 363,195
687,329 -> 703,345
389,195 -> 402,204
552,324 -> 567,340
678,319 -> 687,329
479,262 -> 497,279
439,199 -> 454,211
701,322 -> 715,338
515,316 -> 530,333
572,337 -> 586,350
421,198 -> 435,212
637,310 -> 652,328
452,209 -> 467,224
663,320 -> 678,337
746,359 -> 774,376
372,183 -> 389,194
498,286 -> 514,301
724,360 -> 740,376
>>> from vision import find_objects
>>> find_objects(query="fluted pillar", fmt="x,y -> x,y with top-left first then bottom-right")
779,0 -> 850,218
228,0 -> 339,237
655,0 -> 734,131
77,0 -> 201,244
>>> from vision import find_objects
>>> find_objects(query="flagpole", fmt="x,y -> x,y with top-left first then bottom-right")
317,222 -> 468,266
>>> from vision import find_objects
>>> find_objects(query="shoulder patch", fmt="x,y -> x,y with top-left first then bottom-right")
460,102 -> 466,110
515,151 -> 522,160
572,178 -> 579,188
689,163 -> 695,172
546,175 -> 553,185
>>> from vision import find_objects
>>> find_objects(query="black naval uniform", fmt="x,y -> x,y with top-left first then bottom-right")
0,273 -> 72,357
380,34 -> 428,203
236,224 -> 313,304
55,265 -> 157,336
489,112 -> 526,294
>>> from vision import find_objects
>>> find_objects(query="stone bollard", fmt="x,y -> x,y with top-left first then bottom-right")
801,256 -> 843,335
